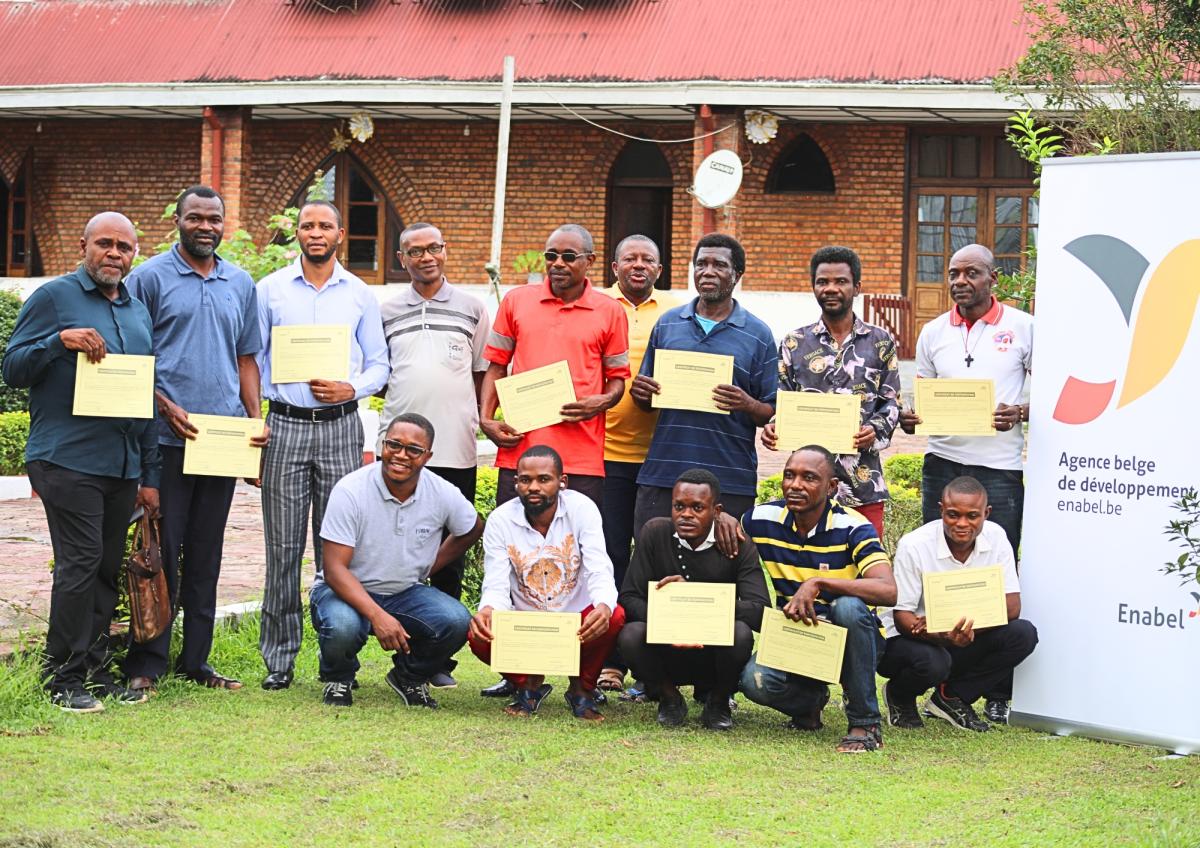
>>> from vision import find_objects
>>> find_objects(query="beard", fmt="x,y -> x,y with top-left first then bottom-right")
179,230 -> 220,259
302,242 -> 339,264
519,493 -> 556,519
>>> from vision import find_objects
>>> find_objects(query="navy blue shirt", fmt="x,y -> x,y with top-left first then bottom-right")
2,269 -> 160,486
126,246 -> 261,446
637,298 -> 778,496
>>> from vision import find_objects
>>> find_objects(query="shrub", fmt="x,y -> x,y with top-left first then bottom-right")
884,453 -> 923,493
757,473 -> 783,504
0,411 -> 29,475
0,289 -> 29,413
461,466 -> 499,610
883,487 -> 925,556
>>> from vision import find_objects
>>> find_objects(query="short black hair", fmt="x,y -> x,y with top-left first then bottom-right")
387,412 -> 435,446
176,185 -> 224,215
551,224 -> 594,253
674,468 -> 721,503
518,444 -> 563,476
613,233 -> 660,262
400,221 -> 439,241
298,199 -> 342,228
942,475 -> 989,504
692,233 -> 745,278
791,444 -> 837,477
810,245 -> 861,286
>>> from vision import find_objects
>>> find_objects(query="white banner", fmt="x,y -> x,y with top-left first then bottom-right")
1014,152 -> 1200,754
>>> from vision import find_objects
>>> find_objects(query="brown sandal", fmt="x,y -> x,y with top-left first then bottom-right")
190,673 -> 243,690
596,667 -> 625,692
836,725 -> 883,753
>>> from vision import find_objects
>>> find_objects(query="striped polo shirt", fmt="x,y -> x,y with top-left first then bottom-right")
742,499 -> 890,614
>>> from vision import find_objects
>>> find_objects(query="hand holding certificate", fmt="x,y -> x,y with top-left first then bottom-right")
73,352 -> 154,419
651,350 -> 734,414
494,360 -> 576,434
756,608 -> 847,683
774,390 -> 861,454
182,415 -> 266,479
646,580 -> 735,646
922,565 -> 1008,633
914,379 -> 995,436
490,610 -> 581,677
271,324 -> 350,384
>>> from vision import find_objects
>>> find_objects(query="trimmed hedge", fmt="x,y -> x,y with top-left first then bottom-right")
0,289 -> 29,413
461,466 -> 499,610
0,411 -> 29,475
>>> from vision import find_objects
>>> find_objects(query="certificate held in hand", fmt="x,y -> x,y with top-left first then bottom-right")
922,565 -> 1008,633
646,581 -> 736,646
774,390 -> 860,454
494,360 -> 576,434
490,610 -> 581,677
756,608 -> 847,684
651,350 -> 734,414
271,324 -> 350,384
182,414 -> 265,479
73,353 -> 154,419
914,378 -> 995,436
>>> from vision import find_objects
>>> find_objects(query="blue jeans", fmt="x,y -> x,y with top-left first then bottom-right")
309,581 -> 471,684
739,596 -> 885,728
922,453 -> 1024,556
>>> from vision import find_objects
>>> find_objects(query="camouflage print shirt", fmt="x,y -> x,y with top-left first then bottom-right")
778,316 -> 901,507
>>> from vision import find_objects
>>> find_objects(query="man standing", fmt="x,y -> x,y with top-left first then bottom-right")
257,200 -> 390,690
878,476 -> 1037,731
122,186 -> 265,693
3,212 -> 159,712
313,413 -> 481,708
739,446 -> 897,753
479,224 -> 630,509
630,234 -> 777,533
379,221 -> 490,688
900,244 -> 1033,555
761,246 -> 900,537
617,469 -> 769,730
596,234 -> 678,692
467,446 -> 625,721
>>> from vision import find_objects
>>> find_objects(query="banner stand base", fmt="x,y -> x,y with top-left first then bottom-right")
1011,711 -> 1198,756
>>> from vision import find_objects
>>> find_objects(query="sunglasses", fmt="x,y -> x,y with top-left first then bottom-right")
543,249 -> 593,264
382,439 -> 429,458
403,243 -> 445,259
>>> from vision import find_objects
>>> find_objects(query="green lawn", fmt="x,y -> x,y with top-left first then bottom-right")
0,616 -> 1196,848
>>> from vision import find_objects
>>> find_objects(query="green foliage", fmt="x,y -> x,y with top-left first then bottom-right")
756,473 -> 783,504
1162,490 -> 1200,585
367,395 -> 385,414
512,249 -> 546,275
883,453 -> 923,495
461,466 -> 499,610
0,289 -> 29,413
0,411 -> 29,475
883,487 -> 925,557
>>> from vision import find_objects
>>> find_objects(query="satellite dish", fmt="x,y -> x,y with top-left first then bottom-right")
691,149 -> 743,208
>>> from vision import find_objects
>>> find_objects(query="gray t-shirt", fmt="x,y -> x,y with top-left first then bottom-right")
317,464 -> 478,595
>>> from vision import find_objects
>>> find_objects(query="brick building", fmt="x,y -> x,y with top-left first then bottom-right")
0,0 -> 1041,343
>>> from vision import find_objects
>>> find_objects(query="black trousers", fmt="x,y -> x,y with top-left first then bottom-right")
618,620 -> 754,700
27,460 -> 138,691
425,466 -> 477,601
633,485 -> 756,543
877,619 -> 1039,704
600,461 -> 641,673
496,468 -> 604,511
123,445 -> 236,680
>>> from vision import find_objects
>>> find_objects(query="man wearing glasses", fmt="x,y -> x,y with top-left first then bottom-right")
378,222 -> 490,688
311,413 -> 482,708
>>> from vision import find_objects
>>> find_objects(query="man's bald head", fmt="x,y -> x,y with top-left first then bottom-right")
80,212 -> 138,289
83,211 -> 136,242
950,243 -> 995,271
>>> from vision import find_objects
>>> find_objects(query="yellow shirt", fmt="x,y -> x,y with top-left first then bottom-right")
602,286 -> 680,463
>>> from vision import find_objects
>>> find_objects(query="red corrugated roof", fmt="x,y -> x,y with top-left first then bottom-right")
0,0 -> 1030,87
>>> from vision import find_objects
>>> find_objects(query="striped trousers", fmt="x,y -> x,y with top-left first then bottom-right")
259,410 -> 363,675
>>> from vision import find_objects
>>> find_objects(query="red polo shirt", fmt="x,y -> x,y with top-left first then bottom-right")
484,278 -> 630,476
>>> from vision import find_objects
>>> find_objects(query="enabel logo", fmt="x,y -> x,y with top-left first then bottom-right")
1053,235 -> 1200,424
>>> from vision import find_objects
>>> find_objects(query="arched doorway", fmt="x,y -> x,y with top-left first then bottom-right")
605,141 -> 673,289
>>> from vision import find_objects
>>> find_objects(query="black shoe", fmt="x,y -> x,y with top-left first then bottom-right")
428,671 -> 458,689
50,689 -> 104,714
784,687 -> 830,731
883,681 -> 924,729
700,692 -> 734,731
925,687 -> 989,732
386,669 -> 438,709
693,688 -> 737,711
261,671 -> 293,691
656,688 -> 688,727
481,677 -> 516,698
591,687 -> 608,706
322,681 -> 354,707
318,674 -> 359,690
86,674 -> 149,705
984,699 -> 1010,725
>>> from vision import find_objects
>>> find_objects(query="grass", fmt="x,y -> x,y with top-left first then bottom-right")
1,615 -> 1197,848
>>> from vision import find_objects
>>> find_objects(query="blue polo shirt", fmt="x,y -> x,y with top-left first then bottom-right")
126,246 -> 261,446
636,298 -> 778,496
1,269 -> 160,486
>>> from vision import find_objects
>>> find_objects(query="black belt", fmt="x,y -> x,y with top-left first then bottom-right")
268,400 -> 358,423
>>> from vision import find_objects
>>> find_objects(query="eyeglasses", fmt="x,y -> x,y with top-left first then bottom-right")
382,439 -> 429,458
543,250 -> 593,264
403,243 -> 445,259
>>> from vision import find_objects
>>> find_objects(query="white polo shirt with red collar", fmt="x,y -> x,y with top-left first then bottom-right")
914,297 -> 1033,470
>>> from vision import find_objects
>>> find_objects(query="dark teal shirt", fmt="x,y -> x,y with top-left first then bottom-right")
1,269 -> 161,486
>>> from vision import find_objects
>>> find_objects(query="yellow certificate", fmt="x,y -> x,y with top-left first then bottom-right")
271,324 -> 350,383
646,581 -> 736,646
756,608 -> 847,684
914,378 -> 995,436
182,414 -> 265,479
651,349 -> 734,414
72,353 -> 154,419
490,610 -> 580,677
922,565 -> 1008,633
494,360 -> 576,434
774,390 -> 861,454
